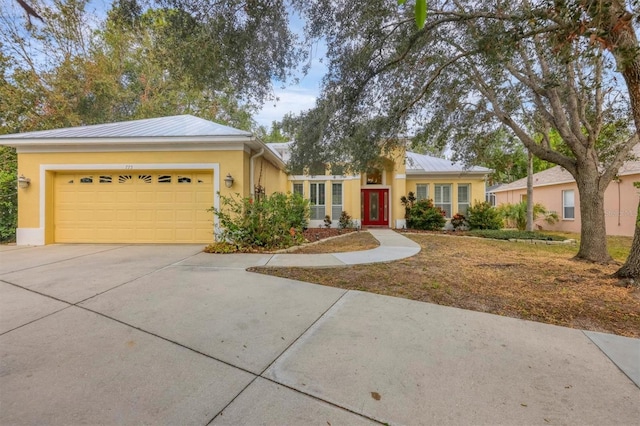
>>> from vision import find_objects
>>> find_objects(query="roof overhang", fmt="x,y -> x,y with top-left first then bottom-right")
2,135 -> 287,170
406,170 -> 489,178
491,179 -> 576,193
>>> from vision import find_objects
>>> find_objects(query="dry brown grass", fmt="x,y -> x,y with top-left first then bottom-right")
290,231 -> 379,254
252,233 -> 640,337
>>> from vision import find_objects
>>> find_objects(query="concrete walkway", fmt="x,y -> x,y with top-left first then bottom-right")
0,231 -> 638,425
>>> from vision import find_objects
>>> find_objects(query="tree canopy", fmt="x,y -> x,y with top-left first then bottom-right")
285,0 -> 638,262
0,0 -> 303,133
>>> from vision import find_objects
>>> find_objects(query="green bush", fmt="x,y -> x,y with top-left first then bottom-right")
498,201 -> 559,231
0,147 -> 17,243
338,211 -> 355,229
406,199 -> 446,230
210,191 -> 309,250
467,201 -> 503,230
468,229 -> 567,241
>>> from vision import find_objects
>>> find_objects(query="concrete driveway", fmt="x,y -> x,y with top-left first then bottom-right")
1,243 -> 638,425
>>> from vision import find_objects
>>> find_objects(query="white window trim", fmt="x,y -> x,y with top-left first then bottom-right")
434,184 -> 452,217
310,182 -> 327,220
457,183 -> 470,214
562,189 -> 575,220
331,182 -> 343,220
292,182 -> 304,196
416,184 -> 429,201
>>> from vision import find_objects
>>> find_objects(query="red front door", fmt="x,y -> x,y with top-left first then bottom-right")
361,189 -> 389,226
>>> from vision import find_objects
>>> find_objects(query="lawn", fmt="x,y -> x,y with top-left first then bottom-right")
251,232 -> 640,338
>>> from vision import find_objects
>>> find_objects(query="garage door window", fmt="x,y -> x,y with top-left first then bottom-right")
119,175 -> 132,183
99,175 -> 112,183
80,176 -> 93,184
178,176 -> 192,183
158,175 -> 171,183
138,175 -> 152,183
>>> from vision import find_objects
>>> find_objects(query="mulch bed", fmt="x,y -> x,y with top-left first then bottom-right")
302,227 -> 357,242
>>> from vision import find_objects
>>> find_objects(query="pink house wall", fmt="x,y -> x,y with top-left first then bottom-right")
493,173 -> 639,236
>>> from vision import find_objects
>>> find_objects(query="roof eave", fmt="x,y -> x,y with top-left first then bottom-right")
0,135 -> 253,146
491,179 -> 576,193
406,170 -> 490,176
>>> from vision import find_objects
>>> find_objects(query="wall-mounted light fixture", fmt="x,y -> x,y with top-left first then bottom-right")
224,173 -> 234,188
17,174 -> 31,189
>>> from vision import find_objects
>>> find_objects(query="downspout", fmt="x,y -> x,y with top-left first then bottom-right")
250,147 -> 265,198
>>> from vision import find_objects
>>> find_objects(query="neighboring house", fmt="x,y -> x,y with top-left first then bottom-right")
1,115 -> 490,245
492,146 -> 640,236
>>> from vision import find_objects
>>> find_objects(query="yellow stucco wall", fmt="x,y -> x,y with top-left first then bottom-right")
405,176 -> 487,217
16,142 -> 490,243
17,149 -> 252,243
254,157 -> 287,195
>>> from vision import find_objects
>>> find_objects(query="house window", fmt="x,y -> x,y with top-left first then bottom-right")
293,182 -> 303,196
332,182 -> 343,220
416,184 -> 429,201
457,184 -> 470,215
310,182 -> 326,220
366,168 -> 383,185
563,190 -> 575,220
434,184 -> 452,217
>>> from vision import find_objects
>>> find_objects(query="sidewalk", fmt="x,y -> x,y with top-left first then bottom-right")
264,228 -> 421,267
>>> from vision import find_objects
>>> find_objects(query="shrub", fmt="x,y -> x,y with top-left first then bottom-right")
210,191 -> 309,250
400,192 -> 417,219
0,147 -> 17,243
467,201 -> 503,230
450,213 -> 468,231
324,215 -> 332,228
498,201 -> 559,231
406,199 -> 446,230
338,211 -> 355,229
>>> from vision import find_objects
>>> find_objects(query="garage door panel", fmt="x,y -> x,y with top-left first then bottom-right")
116,191 -> 136,203
156,210 -> 175,221
136,192 -> 154,203
156,192 -> 174,203
55,171 -> 214,243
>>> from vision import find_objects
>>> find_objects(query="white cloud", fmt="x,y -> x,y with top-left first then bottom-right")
255,88 -> 318,128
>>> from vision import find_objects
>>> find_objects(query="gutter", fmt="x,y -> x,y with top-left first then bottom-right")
250,147 -> 265,197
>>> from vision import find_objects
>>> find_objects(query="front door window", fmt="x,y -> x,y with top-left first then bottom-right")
370,192 -> 379,221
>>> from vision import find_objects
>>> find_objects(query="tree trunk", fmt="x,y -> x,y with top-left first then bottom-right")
614,200 -> 640,278
575,175 -> 612,262
526,150 -> 534,232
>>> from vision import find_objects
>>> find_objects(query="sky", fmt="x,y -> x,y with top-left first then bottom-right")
1,0 -> 326,131
253,18 -> 327,129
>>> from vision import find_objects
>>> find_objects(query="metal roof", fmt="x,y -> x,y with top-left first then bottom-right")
265,141 -> 294,162
0,115 -> 252,139
406,151 -> 491,174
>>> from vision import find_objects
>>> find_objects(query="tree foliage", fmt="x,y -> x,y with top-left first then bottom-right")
0,0 -> 303,242
289,0 -> 638,262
